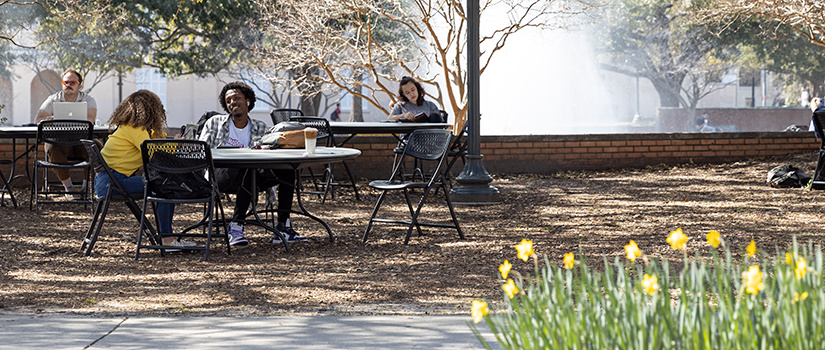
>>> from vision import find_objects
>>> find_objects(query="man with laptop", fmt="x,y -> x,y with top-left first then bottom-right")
34,68 -> 98,195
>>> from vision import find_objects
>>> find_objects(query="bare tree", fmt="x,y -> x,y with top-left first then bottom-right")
705,0 -> 825,48
252,0 -> 595,132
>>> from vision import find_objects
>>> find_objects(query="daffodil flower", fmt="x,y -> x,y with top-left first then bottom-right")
642,274 -> 659,295
794,292 -> 809,303
515,239 -> 534,262
503,279 -> 518,299
795,257 -> 807,280
786,252 -> 799,265
499,260 -> 512,279
471,300 -> 488,323
741,265 -> 765,295
666,228 -> 689,250
624,240 -> 642,261
563,253 -> 575,269
746,240 -> 757,257
706,230 -> 721,248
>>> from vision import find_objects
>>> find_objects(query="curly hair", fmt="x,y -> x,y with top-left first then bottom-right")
219,81 -> 256,113
398,76 -> 425,105
107,89 -> 167,137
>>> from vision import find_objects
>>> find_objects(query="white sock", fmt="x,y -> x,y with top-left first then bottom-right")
284,218 -> 291,228
63,182 -> 74,191
229,222 -> 243,231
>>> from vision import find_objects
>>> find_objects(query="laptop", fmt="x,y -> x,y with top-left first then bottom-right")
53,102 -> 88,120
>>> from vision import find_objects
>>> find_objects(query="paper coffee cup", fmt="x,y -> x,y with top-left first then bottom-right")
304,128 -> 317,154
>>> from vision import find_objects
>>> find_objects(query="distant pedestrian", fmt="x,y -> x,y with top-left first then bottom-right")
695,112 -> 718,132
330,103 -> 341,121
800,87 -> 811,108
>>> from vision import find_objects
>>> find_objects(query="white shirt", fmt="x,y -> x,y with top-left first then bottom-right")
226,121 -> 251,148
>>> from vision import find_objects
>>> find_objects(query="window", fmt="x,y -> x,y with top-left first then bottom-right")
135,68 -> 167,106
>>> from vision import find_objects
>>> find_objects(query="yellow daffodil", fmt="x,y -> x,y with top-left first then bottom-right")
503,279 -> 518,299
515,239 -> 534,262
794,292 -> 809,303
795,258 -> 807,280
471,300 -> 488,323
706,230 -> 721,248
741,265 -> 765,295
624,240 -> 642,261
786,252 -> 799,265
499,260 -> 512,279
666,228 -> 689,250
563,253 -> 575,269
642,274 -> 659,295
746,240 -> 757,257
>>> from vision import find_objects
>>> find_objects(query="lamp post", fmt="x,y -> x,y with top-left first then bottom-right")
449,0 -> 501,204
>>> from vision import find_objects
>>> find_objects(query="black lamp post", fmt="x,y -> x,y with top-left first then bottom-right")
449,0 -> 501,204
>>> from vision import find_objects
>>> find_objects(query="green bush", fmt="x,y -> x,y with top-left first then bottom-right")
470,230 -> 824,349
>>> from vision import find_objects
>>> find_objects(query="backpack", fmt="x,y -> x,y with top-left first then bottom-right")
766,164 -> 811,188
145,151 -> 212,199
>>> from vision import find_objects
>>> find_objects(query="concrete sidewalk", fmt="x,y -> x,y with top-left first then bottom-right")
0,314 -> 500,349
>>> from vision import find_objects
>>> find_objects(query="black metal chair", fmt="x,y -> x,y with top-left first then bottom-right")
0,159 -> 17,208
79,139 -> 160,257
289,116 -> 360,203
137,140 -> 228,261
31,120 -> 93,214
392,110 -> 450,181
270,109 -> 304,125
810,110 -> 825,190
363,129 -> 464,244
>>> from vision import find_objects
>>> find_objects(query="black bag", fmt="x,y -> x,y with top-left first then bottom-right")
146,152 -> 212,199
767,164 -> 812,188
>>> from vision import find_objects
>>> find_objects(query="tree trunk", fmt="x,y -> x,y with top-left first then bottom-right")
650,80 -> 681,108
350,72 -> 364,122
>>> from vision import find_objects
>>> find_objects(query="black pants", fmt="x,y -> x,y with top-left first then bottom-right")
216,168 -> 295,224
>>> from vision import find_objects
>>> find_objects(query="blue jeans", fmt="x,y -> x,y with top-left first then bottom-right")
94,171 -> 175,234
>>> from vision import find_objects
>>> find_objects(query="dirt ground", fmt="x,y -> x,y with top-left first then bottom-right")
2,151 -> 825,317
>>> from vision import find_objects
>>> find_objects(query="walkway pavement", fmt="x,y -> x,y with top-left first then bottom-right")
0,314 -> 500,349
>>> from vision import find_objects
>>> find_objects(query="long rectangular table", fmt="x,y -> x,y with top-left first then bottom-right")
0,125 -> 112,184
328,122 -> 450,147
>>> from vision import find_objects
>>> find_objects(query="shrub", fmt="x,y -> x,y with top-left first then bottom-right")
470,231 -> 824,349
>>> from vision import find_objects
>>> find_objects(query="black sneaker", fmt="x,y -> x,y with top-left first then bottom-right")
273,223 -> 308,244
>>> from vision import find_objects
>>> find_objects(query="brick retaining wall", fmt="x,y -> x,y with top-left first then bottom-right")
1,132 -> 818,180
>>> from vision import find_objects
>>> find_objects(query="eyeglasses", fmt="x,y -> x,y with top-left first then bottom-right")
62,80 -> 79,87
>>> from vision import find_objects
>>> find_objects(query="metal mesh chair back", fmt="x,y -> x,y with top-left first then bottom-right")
81,139 -> 133,200
402,129 -> 452,161
37,120 -> 94,147
141,140 -> 211,175
289,116 -> 331,146
271,109 -> 304,124
81,139 -> 106,175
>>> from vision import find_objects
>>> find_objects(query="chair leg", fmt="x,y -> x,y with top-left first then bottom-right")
30,163 -> 37,212
441,181 -> 465,240
0,169 -> 17,208
83,200 -> 110,257
362,190 -> 389,242
403,187 -> 433,245
401,188 -> 424,239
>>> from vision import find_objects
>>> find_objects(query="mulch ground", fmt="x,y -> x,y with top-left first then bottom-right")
1,151 -> 825,316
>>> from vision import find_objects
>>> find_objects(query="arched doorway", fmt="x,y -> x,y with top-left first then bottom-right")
30,70 -> 60,121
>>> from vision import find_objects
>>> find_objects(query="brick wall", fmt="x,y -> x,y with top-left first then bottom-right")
342,131 -> 818,179
1,131 -> 818,180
